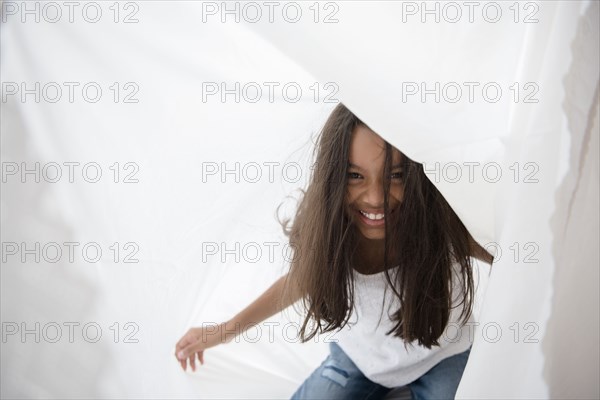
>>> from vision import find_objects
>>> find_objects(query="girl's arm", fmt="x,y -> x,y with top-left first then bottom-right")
223,274 -> 302,342
175,273 -> 303,370
223,273 -> 302,341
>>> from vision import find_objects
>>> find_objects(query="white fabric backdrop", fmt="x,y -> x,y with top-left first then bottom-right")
1,1 -> 598,399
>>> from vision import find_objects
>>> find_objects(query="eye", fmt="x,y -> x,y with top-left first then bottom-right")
390,171 -> 404,180
348,172 -> 362,180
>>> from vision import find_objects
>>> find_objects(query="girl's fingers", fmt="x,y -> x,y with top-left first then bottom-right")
175,340 -> 186,360
175,330 -> 206,372
176,335 -> 187,350
175,341 -> 186,358
179,341 -> 199,361
177,334 -> 193,353
189,353 -> 196,372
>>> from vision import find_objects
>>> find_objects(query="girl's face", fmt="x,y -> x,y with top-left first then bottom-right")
346,124 -> 405,240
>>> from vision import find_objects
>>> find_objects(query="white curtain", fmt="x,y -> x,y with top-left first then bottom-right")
1,1 -> 598,399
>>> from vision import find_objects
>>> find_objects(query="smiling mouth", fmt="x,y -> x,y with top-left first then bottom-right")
359,210 -> 384,220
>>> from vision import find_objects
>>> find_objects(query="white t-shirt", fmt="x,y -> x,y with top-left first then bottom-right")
330,260 -> 477,388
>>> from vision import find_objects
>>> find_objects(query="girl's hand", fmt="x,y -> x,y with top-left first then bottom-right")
175,322 -> 231,372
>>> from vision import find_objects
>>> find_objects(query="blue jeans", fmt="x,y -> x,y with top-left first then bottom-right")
290,341 -> 471,400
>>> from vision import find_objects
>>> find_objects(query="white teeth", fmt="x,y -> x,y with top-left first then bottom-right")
360,210 -> 384,220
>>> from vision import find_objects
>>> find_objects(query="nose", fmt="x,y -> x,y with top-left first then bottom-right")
363,178 -> 385,207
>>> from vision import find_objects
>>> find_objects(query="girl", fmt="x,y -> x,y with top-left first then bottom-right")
175,103 -> 493,399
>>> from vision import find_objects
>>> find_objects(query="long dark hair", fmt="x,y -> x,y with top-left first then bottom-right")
278,103 -> 491,349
